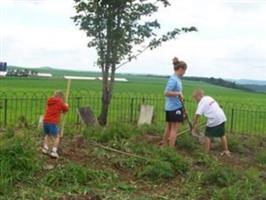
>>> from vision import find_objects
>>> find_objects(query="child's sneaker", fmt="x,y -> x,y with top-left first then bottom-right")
42,147 -> 49,155
50,151 -> 59,159
220,150 -> 231,157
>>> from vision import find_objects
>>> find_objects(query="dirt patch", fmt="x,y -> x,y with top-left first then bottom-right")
59,193 -> 101,200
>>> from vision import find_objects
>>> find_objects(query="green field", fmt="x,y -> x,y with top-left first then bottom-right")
1,73 -> 266,135
1,76 -> 266,104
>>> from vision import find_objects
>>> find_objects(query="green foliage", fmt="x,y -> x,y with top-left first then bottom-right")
256,150 -> 266,165
176,134 -> 199,151
202,165 -> 239,187
72,0 -> 196,67
0,132 -> 41,195
212,168 -> 266,200
83,123 -> 139,143
158,147 -> 189,175
138,160 -> 175,181
42,162 -> 117,188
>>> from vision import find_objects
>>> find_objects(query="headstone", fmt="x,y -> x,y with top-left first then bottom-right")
77,107 -> 97,126
137,105 -> 154,125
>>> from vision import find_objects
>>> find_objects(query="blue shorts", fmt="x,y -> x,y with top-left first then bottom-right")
43,123 -> 59,137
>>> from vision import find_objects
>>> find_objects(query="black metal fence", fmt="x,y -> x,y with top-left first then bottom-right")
0,91 -> 266,135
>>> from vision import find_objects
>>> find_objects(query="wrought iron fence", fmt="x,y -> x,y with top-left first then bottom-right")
0,91 -> 266,135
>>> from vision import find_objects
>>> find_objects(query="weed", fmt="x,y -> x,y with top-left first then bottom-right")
138,160 -> 175,181
42,162 -> 117,188
256,150 -> 266,165
201,165 -> 239,187
158,147 -> 189,175
0,133 -> 41,195
176,134 -> 199,151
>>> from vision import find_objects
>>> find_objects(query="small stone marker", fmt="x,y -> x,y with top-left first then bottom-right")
137,105 -> 154,125
77,107 -> 97,126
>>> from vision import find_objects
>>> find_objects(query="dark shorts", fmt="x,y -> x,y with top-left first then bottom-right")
165,108 -> 184,123
205,122 -> 225,138
43,123 -> 59,137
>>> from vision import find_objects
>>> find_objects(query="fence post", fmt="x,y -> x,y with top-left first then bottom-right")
130,98 -> 134,123
76,97 -> 81,125
4,98 -> 8,127
230,108 -> 234,133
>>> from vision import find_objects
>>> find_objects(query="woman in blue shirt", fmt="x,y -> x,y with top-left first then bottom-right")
162,57 -> 187,147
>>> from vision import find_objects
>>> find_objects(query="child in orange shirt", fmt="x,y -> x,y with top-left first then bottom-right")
42,91 -> 69,158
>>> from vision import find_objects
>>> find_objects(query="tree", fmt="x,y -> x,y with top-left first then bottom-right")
73,0 -> 197,126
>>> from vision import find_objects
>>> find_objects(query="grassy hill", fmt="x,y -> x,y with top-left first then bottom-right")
0,125 -> 266,199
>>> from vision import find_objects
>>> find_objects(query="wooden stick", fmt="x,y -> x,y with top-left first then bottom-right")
91,141 -> 150,161
60,79 -> 71,137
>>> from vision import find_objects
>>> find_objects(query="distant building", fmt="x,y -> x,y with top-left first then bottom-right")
0,71 -> 7,77
64,76 -> 96,80
37,73 -> 53,77
97,77 -> 128,82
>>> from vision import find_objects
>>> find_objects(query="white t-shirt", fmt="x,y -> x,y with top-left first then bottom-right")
196,96 -> 226,127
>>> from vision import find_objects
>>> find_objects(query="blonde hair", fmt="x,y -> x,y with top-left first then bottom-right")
192,88 -> 204,98
172,57 -> 187,71
53,90 -> 64,99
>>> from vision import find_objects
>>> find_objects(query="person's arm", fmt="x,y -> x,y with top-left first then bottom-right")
165,91 -> 183,98
164,78 -> 184,100
61,102 -> 69,113
192,114 -> 200,135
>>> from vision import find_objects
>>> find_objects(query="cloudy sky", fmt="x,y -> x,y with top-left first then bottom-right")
0,0 -> 266,80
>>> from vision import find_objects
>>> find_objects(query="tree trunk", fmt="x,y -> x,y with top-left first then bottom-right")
98,65 -> 116,126
98,90 -> 111,126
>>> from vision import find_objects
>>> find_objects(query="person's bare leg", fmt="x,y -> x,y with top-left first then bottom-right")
43,135 -> 49,148
42,135 -> 50,154
169,123 -> 179,147
205,137 -> 211,152
162,123 -> 171,146
220,135 -> 231,156
50,135 -> 60,158
52,135 -> 60,150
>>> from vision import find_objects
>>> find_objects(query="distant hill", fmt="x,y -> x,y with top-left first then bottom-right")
240,84 -> 266,93
234,79 -> 266,85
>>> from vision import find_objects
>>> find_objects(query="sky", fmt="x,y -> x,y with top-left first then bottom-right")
0,0 -> 266,80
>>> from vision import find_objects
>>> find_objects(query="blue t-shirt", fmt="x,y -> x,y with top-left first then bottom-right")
164,74 -> 183,111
